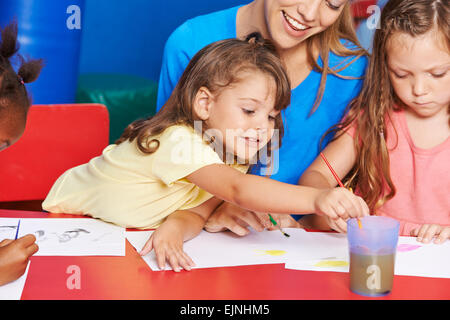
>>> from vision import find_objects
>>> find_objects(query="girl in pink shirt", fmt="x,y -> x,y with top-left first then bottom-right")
299,0 -> 449,243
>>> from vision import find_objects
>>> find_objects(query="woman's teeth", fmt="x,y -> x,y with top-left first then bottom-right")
283,11 -> 309,31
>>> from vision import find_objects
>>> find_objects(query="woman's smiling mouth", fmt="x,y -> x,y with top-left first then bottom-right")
282,10 -> 310,31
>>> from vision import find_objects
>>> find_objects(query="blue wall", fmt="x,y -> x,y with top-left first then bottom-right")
0,0 -> 85,104
79,0 -> 247,82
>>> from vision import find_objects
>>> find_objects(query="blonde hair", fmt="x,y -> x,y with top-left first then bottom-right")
306,2 -> 368,114
323,0 -> 450,211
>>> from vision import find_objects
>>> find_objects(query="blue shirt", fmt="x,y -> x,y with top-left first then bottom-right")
157,5 -> 367,187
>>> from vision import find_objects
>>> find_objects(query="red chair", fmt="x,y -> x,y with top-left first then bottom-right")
0,104 -> 109,210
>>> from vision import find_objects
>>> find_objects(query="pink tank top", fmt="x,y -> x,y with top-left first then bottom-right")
348,109 -> 450,235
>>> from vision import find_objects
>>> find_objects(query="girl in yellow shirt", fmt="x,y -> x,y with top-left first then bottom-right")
43,33 -> 368,272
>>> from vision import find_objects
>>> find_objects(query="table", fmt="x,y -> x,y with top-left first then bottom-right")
2,209 -> 449,300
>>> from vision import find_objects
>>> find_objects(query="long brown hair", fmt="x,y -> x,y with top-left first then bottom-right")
116,33 -> 291,163
323,0 -> 450,211
307,1 -> 369,114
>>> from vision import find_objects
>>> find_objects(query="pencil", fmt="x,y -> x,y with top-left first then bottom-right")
14,220 -> 21,240
319,153 -> 362,229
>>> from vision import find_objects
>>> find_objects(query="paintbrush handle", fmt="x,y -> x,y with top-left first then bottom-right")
320,152 -> 345,188
14,220 -> 21,240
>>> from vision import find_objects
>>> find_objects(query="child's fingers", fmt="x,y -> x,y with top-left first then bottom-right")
339,198 -> 358,218
322,205 -> 339,220
415,225 -> 429,241
434,228 -> 450,244
342,192 -> 368,219
167,255 -> 180,272
177,250 -> 196,271
17,234 -> 37,247
421,224 -> 440,243
357,197 -> 370,216
333,201 -> 350,220
410,227 -> 420,237
155,247 -> 168,271
329,217 -> 347,233
170,247 -> 193,272
0,239 -> 14,247
25,242 -> 39,257
139,235 -> 154,256
330,188 -> 358,219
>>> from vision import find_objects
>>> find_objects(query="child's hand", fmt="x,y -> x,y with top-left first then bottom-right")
0,234 -> 39,286
325,216 -> 348,233
410,224 -> 450,244
314,188 -> 369,220
139,224 -> 195,272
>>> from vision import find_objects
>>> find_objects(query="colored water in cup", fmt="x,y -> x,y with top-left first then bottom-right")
347,216 -> 400,297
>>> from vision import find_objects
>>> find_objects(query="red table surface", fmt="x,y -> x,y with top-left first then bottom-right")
1,209 -> 449,300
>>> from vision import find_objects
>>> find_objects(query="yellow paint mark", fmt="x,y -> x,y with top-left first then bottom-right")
314,260 -> 349,268
254,250 -> 287,256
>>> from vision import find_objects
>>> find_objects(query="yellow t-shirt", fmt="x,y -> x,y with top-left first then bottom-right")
42,125 -> 248,229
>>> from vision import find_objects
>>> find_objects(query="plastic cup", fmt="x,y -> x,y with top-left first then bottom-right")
347,216 -> 400,297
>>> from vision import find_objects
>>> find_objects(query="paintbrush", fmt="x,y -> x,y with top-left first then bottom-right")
268,213 -> 290,237
319,153 -> 362,229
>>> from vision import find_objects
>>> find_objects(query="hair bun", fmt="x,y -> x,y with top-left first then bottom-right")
17,55 -> 44,84
245,32 -> 265,45
244,31 -> 278,56
0,20 -> 19,59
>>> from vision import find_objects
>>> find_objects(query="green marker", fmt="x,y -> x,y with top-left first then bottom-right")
268,214 -> 290,237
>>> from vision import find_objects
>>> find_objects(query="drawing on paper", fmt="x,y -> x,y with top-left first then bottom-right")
34,228 -> 91,243
313,260 -> 349,268
397,244 -> 422,252
254,249 -> 287,256
0,225 -> 19,240
0,225 -> 17,232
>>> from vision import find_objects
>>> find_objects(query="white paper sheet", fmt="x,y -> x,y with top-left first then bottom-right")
127,228 -> 450,278
394,236 -> 450,278
285,233 -> 450,279
16,218 -> 125,256
0,261 -> 30,300
0,218 -> 21,242
126,228 -> 313,271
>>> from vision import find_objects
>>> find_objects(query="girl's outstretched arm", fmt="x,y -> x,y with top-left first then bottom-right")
186,154 -> 368,220
298,132 -> 358,231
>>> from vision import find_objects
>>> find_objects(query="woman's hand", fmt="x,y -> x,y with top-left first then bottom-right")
204,202 -> 302,236
204,201 -> 266,236
254,212 -> 302,230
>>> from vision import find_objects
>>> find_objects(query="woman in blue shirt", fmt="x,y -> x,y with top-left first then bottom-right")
157,0 -> 368,235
